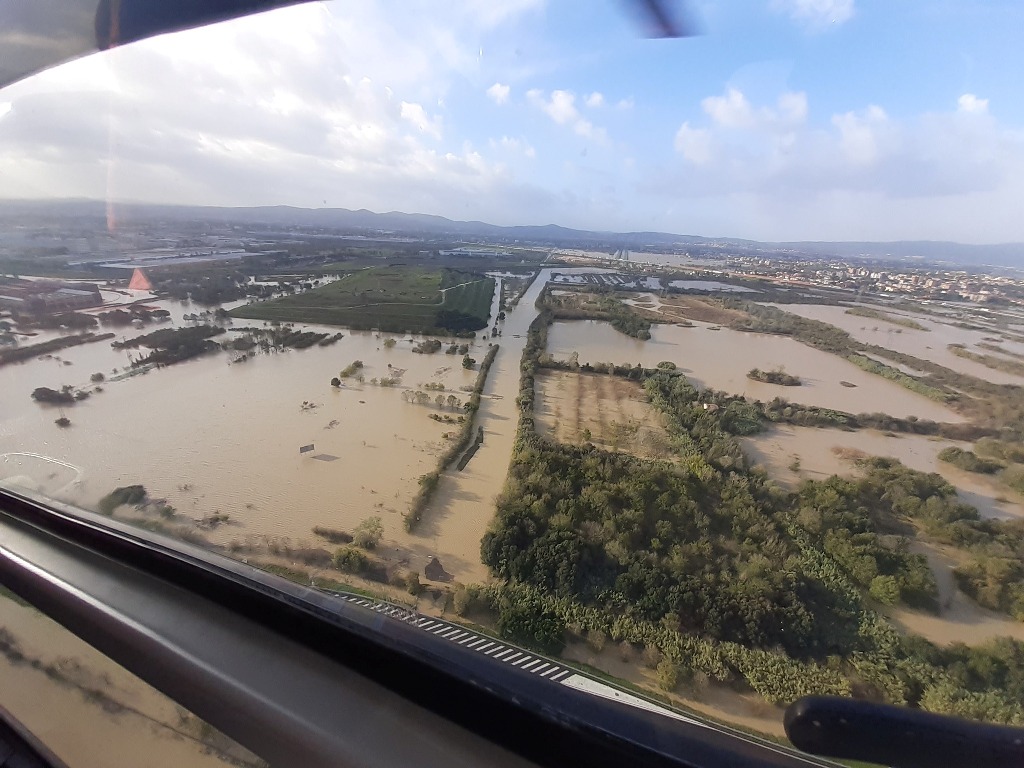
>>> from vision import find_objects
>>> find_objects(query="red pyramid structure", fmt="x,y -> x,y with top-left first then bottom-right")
128,268 -> 153,291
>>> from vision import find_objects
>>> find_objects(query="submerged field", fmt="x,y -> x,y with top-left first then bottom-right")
535,370 -> 675,460
546,319 -> 965,422
231,267 -> 495,334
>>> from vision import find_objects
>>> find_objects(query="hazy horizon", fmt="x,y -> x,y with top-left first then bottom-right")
1,0 -> 1023,245
5,196 -> 1024,253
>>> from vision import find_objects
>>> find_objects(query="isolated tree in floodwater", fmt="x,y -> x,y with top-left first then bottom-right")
353,516 -> 383,550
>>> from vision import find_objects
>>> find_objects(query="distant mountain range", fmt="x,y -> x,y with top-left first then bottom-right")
1,198 -> 1022,269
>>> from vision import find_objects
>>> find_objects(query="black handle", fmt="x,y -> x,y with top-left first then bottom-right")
785,695 -> 1024,768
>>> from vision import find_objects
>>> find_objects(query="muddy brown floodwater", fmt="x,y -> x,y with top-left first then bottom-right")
741,424 -> 1024,519
774,303 -> 1024,386
1,271 -> 581,588
547,319 -> 964,423
2,329 -> 482,547
412,268 -> 596,583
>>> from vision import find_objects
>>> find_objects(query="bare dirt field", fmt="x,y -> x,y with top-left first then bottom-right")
535,370 -> 675,460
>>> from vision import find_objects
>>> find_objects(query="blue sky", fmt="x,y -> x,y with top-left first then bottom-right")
1,0 -> 1023,243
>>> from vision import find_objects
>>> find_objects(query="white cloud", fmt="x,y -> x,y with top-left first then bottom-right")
616,97 -> 634,110
527,88 -> 609,143
0,1 -> 566,225
777,91 -> 809,124
573,118 -> 607,142
400,101 -> 443,139
702,88 -> 807,130
528,88 -> 577,124
486,82 -> 510,105
772,0 -> 855,29
491,135 -> 536,158
585,92 -> 604,108
832,105 -> 887,165
646,85 -> 1024,240
674,122 -> 713,164
656,88 -> 1019,218
958,93 -> 989,114
703,88 -> 753,128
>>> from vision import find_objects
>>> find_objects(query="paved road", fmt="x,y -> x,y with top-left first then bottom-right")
333,592 -> 839,768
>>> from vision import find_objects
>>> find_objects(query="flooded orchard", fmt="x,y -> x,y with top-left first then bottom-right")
546,319 -> 964,422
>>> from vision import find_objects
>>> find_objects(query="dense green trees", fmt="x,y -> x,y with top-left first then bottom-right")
113,325 -> 226,366
31,386 -> 75,405
747,368 -> 801,386
937,446 -> 1003,474
436,309 -> 487,333
609,313 -> 653,340
493,586 -> 566,654
543,291 -> 652,339
481,428 -> 955,656
353,516 -> 383,549
793,463 -> 940,611
479,298 -> 1024,721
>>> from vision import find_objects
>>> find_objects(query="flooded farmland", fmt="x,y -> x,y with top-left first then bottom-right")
740,425 -> 1024,519
6,265 -> 1024,752
535,370 -> 675,460
1,306 -> 495,578
546,319 -> 964,422
773,303 -> 1024,386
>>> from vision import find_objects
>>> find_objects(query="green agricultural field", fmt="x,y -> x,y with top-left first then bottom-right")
230,267 -> 495,335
